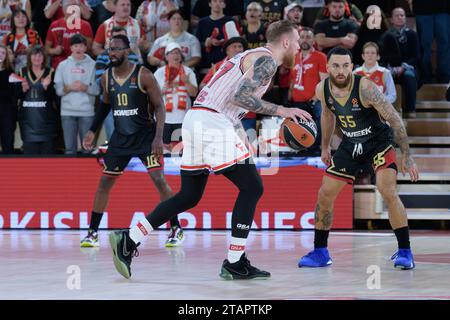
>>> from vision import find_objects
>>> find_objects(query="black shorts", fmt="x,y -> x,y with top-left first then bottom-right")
163,123 -> 182,144
102,127 -> 164,176
325,135 -> 397,184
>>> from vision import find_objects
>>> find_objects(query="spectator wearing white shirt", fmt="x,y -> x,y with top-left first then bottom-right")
153,42 -> 197,153
147,9 -> 201,68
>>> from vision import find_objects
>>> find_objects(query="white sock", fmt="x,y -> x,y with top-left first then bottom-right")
129,219 -> 153,244
228,237 -> 247,263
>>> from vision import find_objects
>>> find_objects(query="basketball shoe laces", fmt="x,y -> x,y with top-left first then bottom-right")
168,227 -> 177,239
240,254 -> 262,273
124,237 -> 139,261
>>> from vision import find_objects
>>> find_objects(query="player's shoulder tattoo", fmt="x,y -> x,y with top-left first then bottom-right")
360,78 -> 392,117
232,54 -> 279,116
252,54 -> 278,86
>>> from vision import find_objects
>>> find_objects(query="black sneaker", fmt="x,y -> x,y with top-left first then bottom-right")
109,230 -> 139,279
220,253 -> 271,280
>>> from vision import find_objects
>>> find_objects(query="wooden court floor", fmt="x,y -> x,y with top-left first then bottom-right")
0,230 -> 449,300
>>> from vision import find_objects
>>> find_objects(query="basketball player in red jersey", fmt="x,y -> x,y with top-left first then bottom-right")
108,20 -> 312,280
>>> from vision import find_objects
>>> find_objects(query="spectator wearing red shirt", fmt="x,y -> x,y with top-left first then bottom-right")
288,27 -> 327,154
45,0 -> 93,69
92,0 -> 147,60
44,0 -> 92,22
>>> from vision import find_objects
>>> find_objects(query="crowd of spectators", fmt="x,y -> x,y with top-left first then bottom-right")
0,0 -> 449,155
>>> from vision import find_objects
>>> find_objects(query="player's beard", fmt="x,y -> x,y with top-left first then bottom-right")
330,73 -> 352,89
110,55 -> 125,67
300,42 -> 311,51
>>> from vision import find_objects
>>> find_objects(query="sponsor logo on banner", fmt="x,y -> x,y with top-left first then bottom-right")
0,159 -> 352,229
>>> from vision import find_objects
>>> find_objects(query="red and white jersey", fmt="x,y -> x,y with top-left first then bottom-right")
353,64 -> 388,94
194,47 -> 273,124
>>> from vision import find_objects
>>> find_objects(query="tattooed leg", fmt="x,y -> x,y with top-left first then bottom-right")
315,176 -> 347,230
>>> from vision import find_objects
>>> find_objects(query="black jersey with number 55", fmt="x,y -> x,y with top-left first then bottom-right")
323,74 -> 392,144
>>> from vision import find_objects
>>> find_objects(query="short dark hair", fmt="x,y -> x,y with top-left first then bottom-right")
167,9 -> 184,20
70,34 -> 87,46
266,20 -> 296,43
327,46 -> 353,61
111,34 -> 130,48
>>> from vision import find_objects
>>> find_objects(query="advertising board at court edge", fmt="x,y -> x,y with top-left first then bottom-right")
0,158 -> 352,229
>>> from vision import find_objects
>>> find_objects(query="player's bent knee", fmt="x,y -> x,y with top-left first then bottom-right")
98,176 -> 117,192
254,179 -> 264,199
378,186 -> 399,203
176,190 -> 203,209
318,186 -> 338,204
241,177 -> 264,200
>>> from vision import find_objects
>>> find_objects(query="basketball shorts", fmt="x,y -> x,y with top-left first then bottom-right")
325,135 -> 397,184
163,123 -> 182,144
180,107 -> 251,175
102,126 -> 164,176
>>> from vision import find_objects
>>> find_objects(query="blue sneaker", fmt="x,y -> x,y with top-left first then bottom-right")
391,249 -> 415,270
298,248 -> 333,267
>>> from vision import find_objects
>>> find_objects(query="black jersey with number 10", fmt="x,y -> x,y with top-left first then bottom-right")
107,64 -> 153,136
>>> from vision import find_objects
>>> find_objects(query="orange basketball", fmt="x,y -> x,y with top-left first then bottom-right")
279,117 -> 318,150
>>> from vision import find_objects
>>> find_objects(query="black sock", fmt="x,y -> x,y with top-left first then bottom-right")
89,211 -> 104,232
146,174 -> 208,228
169,216 -> 180,228
314,229 -> 330,248
394,226 -> 410,249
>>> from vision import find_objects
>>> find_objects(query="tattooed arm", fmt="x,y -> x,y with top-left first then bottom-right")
232,54 -> 312,122
360,78 -> 419,182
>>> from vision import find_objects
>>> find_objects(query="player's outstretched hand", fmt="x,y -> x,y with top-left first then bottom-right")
83,130 -> 95,151
401,155 -> 419,182
278,106 -> 312,123
152,138 -> 164,157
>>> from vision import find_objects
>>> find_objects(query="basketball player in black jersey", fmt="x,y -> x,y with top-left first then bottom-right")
80,35 -> 184,248
299,47 -> 419,270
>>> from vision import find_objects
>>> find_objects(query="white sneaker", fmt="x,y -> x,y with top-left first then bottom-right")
80,229 -> 99,247
165,226 -> 184,247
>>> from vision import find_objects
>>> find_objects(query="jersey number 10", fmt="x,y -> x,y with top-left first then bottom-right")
117,93 -> 128,107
